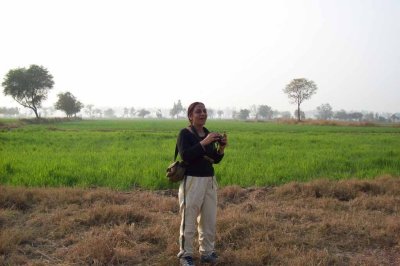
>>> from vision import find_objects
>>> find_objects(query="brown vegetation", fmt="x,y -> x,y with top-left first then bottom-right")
275,118 -> 382,127
0,118 -> 83,131
1,177 -> 399,265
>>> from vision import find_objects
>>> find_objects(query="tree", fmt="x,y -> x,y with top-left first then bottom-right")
55,92 -> 83,117
156,109 -> 163,118
2,65 -> 54,118
84,104 -> 94,118
377,115 -> 387,122
93,108 -> 103,118
170,100 -> 184,119
207,108 -> 215,119
334,109 -> 348,120
294,110 -> 305,120
257,105 -> 273,120
250,105 -> 258,119
217,110 -> 224,119
104,108 -> 116,118
123,107 -> 129,118
283,78 -> 317,121
279,111 -> 292,119
348,112 -> 363,121
363,112 -> 375,122
231,110 -> 238,119
390,113 -> 399,123
129,107 -> 136,118
238,109 -> 250,120
316,103 -> 333,120
137,108 -> 150,118
41,106 -> 55,117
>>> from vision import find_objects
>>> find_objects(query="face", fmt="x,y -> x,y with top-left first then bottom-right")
190,103 -> 207,126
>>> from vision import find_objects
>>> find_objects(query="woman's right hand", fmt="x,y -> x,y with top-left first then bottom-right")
200,132 -> 222,147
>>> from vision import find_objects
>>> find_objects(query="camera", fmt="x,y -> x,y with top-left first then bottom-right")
215,133 -> 226,145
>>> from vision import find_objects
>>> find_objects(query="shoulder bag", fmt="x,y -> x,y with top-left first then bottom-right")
166,144 -> 186,182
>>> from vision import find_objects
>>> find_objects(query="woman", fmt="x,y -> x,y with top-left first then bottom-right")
177,102 -> 228,266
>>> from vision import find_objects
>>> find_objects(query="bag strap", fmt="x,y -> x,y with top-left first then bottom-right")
189,126 -> 215,163
174,144 -> 179,161
190,125 -> 200,140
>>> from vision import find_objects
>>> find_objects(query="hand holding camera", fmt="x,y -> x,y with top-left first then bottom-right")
215,132 -> 227,146
200,132 -> 227,147
216,132 -> 227,154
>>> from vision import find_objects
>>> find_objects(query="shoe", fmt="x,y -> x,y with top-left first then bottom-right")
180,256 -> 195,266
200,252 -> 218,264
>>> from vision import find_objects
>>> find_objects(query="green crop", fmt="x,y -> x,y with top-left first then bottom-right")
1,119 -> 399,189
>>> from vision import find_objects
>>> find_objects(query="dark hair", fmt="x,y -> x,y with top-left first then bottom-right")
187,102 -> 204,124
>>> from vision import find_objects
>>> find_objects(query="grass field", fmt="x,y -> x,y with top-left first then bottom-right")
1,119 -> 399,189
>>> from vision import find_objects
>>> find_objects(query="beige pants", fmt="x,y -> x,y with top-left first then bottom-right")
177,176 -> 218,258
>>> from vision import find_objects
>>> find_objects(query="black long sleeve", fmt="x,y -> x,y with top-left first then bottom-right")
177,127 -> 224,177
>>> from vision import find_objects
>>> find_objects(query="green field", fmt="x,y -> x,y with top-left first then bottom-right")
1,119 -> 399,189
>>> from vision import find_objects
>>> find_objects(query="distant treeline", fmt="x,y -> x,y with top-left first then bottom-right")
0,107 -> 19,116
2,65 -> 398,122
1,104 -> 399,123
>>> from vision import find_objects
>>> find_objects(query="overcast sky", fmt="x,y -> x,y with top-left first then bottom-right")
0,0 -> 399,113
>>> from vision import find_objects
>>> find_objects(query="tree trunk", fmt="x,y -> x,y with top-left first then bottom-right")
297,102 -> 301,122
32,107 -> 40,119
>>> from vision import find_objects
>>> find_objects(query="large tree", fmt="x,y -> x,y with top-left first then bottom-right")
2,65 -> 54,118
55,92 -> 83,117
283,78 -> 317,121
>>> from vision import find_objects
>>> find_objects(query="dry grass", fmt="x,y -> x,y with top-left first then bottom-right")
1,177 -> 399,265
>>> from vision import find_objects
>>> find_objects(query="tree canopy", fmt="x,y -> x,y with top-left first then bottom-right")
283,78 -> 317,121
2,65 -> 54,118
55,92 -> 83,117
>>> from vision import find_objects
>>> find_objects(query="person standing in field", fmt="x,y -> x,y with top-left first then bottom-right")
176,102 -> 228,266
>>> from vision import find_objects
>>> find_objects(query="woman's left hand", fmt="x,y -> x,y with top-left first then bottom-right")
218,133 -> 228,154
220,132 -> 227,146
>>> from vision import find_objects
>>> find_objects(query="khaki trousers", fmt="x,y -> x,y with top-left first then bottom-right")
177,176 -> 217,258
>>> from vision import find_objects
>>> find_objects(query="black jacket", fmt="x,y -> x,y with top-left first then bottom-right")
177,127 -> 224,177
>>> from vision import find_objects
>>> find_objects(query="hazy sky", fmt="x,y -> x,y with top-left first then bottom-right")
0,0 -> 399,113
